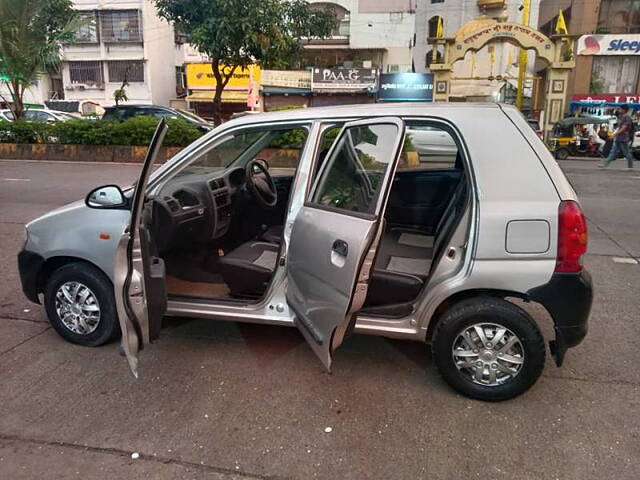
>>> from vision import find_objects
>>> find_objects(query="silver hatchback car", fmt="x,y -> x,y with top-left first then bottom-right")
18,103 -> 592,401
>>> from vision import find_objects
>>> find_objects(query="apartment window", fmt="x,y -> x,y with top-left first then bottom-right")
338,12 -> 351,36
591,56 -> 640,93
74,11 -> 98,43
310,3 -> 350,37
100,10 -> 142,42
68,61 -> 103,85
428,16 -> 442,38
597,0 -> 640,33
431,0 -> 445,3
108,61 -> 145,83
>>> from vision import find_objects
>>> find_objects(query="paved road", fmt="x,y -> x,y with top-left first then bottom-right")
0,159 -> 639,479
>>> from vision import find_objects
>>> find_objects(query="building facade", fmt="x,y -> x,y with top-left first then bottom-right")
57,0 -> 190,111
539,0 -> 640,113
414,0 -> 541,102
304,1 -> 417,72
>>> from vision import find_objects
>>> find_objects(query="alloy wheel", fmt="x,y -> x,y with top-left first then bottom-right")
55,281 -> 101,335
452,322 -> 525,387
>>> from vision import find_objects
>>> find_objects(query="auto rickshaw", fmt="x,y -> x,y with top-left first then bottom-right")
547,116 -> 613,160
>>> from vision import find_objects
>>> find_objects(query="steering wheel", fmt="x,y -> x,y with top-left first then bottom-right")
245,159 -> 278,208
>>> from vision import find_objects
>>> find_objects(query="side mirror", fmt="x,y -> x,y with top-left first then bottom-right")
86,185 -> 127,209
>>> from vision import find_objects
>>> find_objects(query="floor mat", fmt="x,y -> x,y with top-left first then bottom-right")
166,275 -> 230,299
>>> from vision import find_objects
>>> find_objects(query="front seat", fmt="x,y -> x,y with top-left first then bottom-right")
219,241 -> 280,297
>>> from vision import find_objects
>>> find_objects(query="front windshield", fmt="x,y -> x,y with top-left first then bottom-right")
171,131 -> 266,178
169,126 -> 309,179
176,108 -> 209,124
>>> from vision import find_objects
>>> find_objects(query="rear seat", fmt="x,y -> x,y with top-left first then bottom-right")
363,178 -> 466,310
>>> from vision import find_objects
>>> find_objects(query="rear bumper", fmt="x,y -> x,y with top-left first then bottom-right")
527,270 -> 593,366
17,249 -> 45,304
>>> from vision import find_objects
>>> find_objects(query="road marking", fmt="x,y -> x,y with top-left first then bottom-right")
612,257 -> 639,264
2,177 -> 31,181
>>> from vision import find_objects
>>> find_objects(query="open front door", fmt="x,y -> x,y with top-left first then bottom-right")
114,120 -> 168,377
287,117 -> 405,370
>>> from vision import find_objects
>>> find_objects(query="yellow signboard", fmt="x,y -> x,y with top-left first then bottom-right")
185,63 -> 261,89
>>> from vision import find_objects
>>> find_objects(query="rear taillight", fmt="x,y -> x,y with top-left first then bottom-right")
556,200 -> 588,273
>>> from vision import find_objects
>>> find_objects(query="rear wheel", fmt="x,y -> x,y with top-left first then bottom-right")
44,262 -> 120,347
432,297 -> 545,401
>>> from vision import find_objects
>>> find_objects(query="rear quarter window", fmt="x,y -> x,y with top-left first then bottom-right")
402,123 -> 459,171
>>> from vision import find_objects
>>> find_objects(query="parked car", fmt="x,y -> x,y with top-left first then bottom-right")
406,124 -> 458,163
0,108 -> 77,122
102,105 -> 213,133
18,103 -> 592,401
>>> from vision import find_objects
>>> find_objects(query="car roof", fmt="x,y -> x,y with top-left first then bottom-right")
222,102 -> 502,129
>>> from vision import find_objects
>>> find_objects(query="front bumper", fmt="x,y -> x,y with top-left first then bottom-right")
527,270 -> 593,366
17,248 -> 45,304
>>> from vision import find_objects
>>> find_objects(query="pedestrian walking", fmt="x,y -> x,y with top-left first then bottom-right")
599,104 -> 635,170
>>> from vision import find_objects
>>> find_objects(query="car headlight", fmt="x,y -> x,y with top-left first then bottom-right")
22,227 -> 29,248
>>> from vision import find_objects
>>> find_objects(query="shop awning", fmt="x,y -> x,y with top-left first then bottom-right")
186,90 -> 248,103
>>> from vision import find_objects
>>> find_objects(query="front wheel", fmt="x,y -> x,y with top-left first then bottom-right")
432,297 -> 545,401
44,262 -> 120,347
555,148 -> 570,160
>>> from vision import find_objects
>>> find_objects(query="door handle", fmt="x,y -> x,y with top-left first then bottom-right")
332,239 -> 348,257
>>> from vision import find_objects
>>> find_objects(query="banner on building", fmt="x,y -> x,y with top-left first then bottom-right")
577,35 -> 640,55
572,94 -> 640,103
311,68 -> 378,91
261,70 -> 311,89
185,64 -> 261,89
378,73 -> 434,102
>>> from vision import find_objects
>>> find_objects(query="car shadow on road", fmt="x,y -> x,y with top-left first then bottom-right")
162,315 -> 432,370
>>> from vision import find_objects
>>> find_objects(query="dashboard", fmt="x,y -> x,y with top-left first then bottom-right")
150,167 -> 247,253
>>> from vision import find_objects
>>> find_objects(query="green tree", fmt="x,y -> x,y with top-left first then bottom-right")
154,0 -> 336,124
0,0 -> 76,119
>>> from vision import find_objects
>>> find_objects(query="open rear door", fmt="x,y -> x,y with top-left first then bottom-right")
114,120 -> 168,377
286,117 -> 405,370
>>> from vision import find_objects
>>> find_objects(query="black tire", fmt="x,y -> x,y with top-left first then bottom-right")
432,297 -> 545,401
44,262 -> 120,347
555,148 -> 569,160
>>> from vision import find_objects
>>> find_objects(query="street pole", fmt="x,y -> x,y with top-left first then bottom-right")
516,0 -> 531,110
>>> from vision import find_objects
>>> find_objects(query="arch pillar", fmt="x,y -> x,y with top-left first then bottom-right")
542,35 -> 575,140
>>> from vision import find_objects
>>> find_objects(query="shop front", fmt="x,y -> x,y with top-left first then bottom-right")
310,67 -> 377,106
260,70 -> 312,111
576,34 -> 640,107
184,63 -> 260,120
570,93 -> 640,116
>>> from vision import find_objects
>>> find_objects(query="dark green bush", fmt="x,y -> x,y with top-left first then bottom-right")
268,128 -> 307,149
0,120 -> 53,143
0,116 -> 202,147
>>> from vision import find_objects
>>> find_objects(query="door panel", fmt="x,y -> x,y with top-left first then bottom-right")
386,169 -> 462,232
114,120 -> 168,377
286,117 -> 405,370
